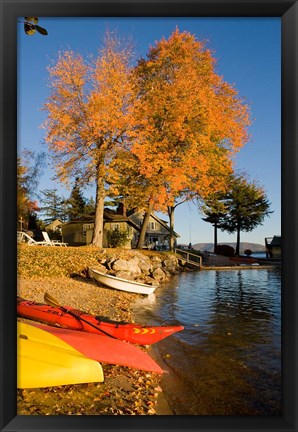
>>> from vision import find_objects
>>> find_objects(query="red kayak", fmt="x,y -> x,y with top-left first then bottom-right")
28,322 -> 164,375
17,297 -> 184,345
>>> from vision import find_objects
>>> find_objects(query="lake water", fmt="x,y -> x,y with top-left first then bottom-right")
133,268 -> 281,415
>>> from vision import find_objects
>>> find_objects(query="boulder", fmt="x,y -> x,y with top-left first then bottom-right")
90,263 -> 107,274
163,257 -> 178,267
151,258 -> 163,270
127,258 -> 142,276
112,258 -> 142,276
113,271 -> 136,281
137,258 -> 152,275
151,267 -> 167,282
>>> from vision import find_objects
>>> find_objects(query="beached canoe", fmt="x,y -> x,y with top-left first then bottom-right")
28,322 -> 164,374
17,297 -> 184,345
17,321 -> 104,388
89,268 -> 156,295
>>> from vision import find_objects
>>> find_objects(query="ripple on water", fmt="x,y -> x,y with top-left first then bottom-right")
133,268 -> 281,415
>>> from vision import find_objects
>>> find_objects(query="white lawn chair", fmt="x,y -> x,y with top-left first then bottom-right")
17,231 -> 52,246
42,231 -> 68,246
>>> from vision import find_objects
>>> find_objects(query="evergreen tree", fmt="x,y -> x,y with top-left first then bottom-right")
201,192 -> 229,253
17,150 -> 45,230
39,189 -> 65,223
219,176 -> 273,255
66,178 -> 86,220
84,197 -> 96,214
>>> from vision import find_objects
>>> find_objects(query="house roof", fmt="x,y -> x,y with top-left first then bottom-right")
147,213 -> 180,238
45,219 -> 63,227
61,209 -> 180,237
127,209 -> 180,238
62,214 -> 95,225
62,212 -> 140,232
270,236 -> 281,246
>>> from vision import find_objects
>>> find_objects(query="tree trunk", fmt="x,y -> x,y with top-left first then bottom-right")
136,203 -> 153,249
236,224 -> 241,256
168,206 -> 175,251
213,222 -> 218,253
91,163 -> 105,247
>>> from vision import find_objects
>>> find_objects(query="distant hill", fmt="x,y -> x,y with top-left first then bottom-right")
192,242 -> 265,254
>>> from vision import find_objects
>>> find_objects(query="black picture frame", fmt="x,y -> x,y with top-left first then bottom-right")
1,1 -> 297,431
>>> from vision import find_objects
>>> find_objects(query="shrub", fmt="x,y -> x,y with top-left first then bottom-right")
244,248 -> 252,256
108,228 -> 131,248
214,244 -> 235,257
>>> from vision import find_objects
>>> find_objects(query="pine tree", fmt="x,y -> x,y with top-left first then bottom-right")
66,178 -> 86,220
219,176 -> 273,255
84,197 -> 96,214
39,189 -> 65,223
202,191 -> 229,253
17,150 -> 45,230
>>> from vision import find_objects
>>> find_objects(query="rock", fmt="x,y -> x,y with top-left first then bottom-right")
105,258 -> 116,270
112,258 -> 142,276
137,258 -> 152,275
112,259 -> 130,272
151,258 -> 163,270
163,268 -> 178,278
151,267 -> 166,281
151,256 -> 162,263
162,258 -> 177,268
127,258 -> 142,276
96,251 -> 184,284
89,264 -> 107,274
114,271 -> 136,281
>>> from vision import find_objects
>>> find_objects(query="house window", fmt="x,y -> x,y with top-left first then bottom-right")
83,224 -> 93,237
148,222 -> 157,230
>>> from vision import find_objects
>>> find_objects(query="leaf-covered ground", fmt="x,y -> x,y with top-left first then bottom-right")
17,245 -> 170,415
18,245 -> 116,278
17,244 -> 173,278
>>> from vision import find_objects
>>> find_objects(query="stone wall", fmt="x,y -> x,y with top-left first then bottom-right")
90,250 -> 185,286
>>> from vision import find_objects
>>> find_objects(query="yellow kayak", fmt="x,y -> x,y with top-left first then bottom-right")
17,321 -> 104,388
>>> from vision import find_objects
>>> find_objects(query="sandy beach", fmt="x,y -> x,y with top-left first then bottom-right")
17,274 -> 170,415
17,245 -> 277,415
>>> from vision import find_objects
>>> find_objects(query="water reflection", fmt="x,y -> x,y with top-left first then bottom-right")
133,269 -> 281,415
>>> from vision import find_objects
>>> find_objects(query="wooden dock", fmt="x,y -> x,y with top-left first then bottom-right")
201,264 -> 279,271
175,249 -> 281,271
175,249 -> 202,269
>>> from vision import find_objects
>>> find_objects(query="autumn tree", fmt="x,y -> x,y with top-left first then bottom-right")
43,32 -> 135,247
106,149 -> 158,247
130,29 -> 251,249
218,175 -> 273,255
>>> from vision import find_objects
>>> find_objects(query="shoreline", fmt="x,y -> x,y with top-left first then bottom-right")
17,276 -> 163,415
201,264 -> 279,270
17,247 -> 280,415
146,345 -> 174,415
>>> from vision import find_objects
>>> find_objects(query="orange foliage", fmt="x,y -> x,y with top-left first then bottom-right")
42,28 -> 251,246
42,33 -> 135,246
129,28 -> 251,211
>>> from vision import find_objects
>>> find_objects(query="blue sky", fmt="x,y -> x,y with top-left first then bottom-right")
18,17 -> 281,246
